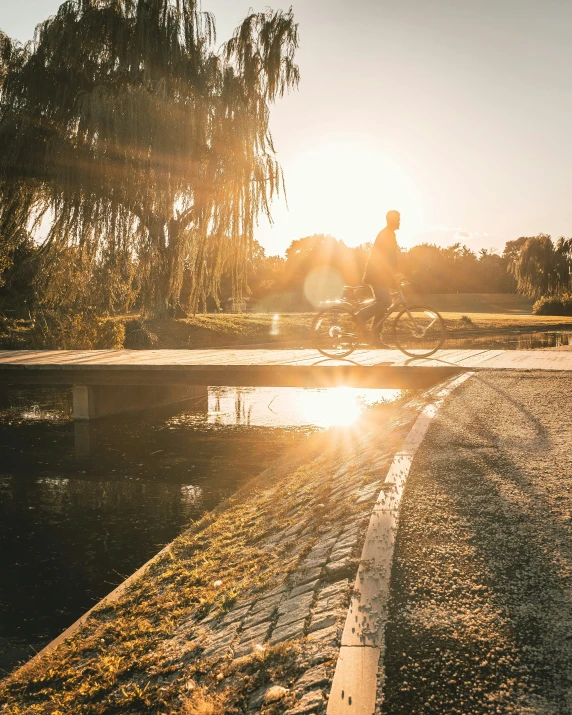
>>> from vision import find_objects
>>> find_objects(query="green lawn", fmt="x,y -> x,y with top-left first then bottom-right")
411,293 -> 534,314
145,313 -> 315,348
440,311 -> 572,333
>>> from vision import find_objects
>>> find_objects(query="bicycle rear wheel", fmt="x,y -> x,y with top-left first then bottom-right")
392,305 -> 446,357
312,304 -> 361,358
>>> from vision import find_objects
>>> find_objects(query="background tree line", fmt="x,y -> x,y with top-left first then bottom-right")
212,233 -> 572,312
2,230 -> 572,318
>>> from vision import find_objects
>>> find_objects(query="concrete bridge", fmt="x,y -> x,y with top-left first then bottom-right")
1,348 -> 571,420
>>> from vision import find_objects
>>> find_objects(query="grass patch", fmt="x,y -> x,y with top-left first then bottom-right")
440,311 -> 572,333
157,311 -> 572,348
4,304 -> 572,352
145,314 -> 315,349
409,293 -> 534,314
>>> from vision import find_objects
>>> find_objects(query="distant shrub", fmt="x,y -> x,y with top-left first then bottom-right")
533,294 -> 572,315
124,319 -> 158,349
459,314 -> 475,328
28,310 -> 125,349
95,318 -> 125,349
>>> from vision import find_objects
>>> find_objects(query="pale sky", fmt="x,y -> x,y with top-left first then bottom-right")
2,0 -> 572,256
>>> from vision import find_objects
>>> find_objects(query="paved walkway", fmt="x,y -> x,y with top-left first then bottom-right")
1,347 -> 572,369
1,349 -> 571,390
380,371 -> 572,713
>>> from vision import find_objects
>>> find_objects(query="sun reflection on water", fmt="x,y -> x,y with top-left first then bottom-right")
208,387 -> 402,429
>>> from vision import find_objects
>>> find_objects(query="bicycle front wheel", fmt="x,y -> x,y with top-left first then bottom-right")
312,304 -> 361,358
392,305 -> 446,357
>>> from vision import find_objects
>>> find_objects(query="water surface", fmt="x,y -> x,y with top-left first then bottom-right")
443,329 -> 571,350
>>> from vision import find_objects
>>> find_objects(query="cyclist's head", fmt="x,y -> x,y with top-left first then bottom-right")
386,210 -> 401,230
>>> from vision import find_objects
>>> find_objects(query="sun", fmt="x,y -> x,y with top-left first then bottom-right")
287,136 -> 425,246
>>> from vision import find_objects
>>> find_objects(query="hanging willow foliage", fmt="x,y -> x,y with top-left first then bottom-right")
510,234 -> 572,298
0,0 -> 299,316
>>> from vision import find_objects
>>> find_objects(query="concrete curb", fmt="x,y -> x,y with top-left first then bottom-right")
326,372 -> 475,715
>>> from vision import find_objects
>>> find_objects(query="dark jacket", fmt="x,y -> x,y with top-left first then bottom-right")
363,226 -> 399,286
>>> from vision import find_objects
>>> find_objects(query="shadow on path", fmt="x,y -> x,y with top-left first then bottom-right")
382,371 -> 572,714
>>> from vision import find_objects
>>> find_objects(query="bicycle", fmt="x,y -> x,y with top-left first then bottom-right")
311,281 -> 446,359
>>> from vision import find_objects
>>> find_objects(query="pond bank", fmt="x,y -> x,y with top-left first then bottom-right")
125,314 -> 572,350
0,389 -> 427,714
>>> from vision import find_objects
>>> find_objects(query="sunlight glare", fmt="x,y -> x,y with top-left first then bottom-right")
300,387 -> 361,428
304,266 -> 344,307
270,313 -> 280,336
207,387 -> 403,428
287,138 -> 425,247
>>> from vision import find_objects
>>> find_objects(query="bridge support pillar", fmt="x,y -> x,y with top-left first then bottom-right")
74,422 -> 91,457
72,384 -> 208,421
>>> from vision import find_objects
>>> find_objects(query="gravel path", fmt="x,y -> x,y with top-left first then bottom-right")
382,371 -> 572,714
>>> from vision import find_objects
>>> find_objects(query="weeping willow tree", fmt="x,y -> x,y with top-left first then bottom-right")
0,30 -> 27,283
0,0 -> 299,316
510,234 -> 572,298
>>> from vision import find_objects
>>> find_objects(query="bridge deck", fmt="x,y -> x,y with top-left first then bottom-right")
0,348 -> 571,389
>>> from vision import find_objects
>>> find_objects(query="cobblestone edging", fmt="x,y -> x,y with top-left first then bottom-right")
163,462 -> 387,714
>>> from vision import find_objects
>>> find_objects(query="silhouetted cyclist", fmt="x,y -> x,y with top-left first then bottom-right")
356,210 -> 402,343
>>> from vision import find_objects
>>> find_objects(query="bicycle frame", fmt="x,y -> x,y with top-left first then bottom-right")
315,284 -> 446,358
366,286 -> 437,339
374,288 -> 411,327
369,287 -> 405,332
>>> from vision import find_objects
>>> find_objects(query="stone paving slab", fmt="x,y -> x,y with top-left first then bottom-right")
269,619 -> 306,646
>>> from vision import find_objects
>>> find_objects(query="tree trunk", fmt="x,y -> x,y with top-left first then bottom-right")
145,217 -> 185,319
145,220 -> 173,319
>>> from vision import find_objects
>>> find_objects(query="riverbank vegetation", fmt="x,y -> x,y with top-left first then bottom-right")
533,293 -> 572,315
119,310 -> 572,350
